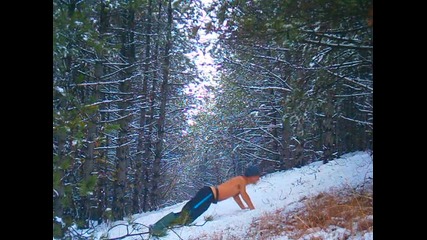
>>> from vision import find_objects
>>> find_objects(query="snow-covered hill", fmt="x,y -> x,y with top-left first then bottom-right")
90,151 -> 373,240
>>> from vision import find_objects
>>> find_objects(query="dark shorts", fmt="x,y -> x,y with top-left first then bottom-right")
180,186 -> 218,223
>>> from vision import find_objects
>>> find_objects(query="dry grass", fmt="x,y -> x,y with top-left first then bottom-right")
247,208 -> 289,239
191,182 -> 372,240
247,183 -> 373,239
293,192 -> 371,238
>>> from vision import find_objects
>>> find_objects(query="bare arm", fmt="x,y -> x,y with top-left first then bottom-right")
232,195 -> 246,209
240,186 -> 255,210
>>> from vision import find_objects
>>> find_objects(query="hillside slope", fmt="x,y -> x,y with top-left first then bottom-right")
91,151 -> 373,240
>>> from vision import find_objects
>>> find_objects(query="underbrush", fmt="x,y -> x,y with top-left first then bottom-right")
191,182 -> 373,240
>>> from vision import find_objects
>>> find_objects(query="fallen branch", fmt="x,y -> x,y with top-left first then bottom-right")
104,222 -> 150,240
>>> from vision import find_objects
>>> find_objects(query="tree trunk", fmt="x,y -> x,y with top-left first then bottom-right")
93,0 -> 110,224
281,110 -> 291,170
269,88 -> 280,171
113,6 -> 135,220
323,89 -> 334,163
151,0 -> 172,210
133,0 -> 152,214
53,132 -> 66,218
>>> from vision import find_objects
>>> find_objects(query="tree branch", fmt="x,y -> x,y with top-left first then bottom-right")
303,39 -> 372,50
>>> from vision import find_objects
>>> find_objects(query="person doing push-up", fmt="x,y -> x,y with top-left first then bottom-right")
150,165 -> 261,236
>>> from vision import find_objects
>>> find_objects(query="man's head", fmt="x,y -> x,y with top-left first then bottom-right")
244,165 -> 261,184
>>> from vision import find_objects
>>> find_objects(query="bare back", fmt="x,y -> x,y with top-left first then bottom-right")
216,176 -> 247,201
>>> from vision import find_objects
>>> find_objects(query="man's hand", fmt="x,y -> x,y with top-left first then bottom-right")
242,206 -> 254,210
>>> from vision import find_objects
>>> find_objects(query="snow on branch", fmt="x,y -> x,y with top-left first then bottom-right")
75,73 -> 142,87
325,69 -> 372,92
233,135 -> 280,155
224,57 -> 293,91
340,115 -> 372,126
303,39 -> 372,50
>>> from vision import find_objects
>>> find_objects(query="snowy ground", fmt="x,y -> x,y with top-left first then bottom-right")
88,151 -> 373,240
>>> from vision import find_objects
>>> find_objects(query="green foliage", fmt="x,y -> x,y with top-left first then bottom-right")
60,156 -> 73,170
83,103 -> 99,114
62,215 -> 74,230
215,0 -> 372,46
52,221 -> 64,238
103,208 -> 113,221
61,185 -> 73,206
75,219 -> 87,229
104,123 -> 121,133
53,124 -> 68,138
75,73 -> 85,84
79,175 -> 98,197
53,171 -> 63,187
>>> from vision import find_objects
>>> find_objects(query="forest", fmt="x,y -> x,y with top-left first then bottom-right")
53,0 -> 372,238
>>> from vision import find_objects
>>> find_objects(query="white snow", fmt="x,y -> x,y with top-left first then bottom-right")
84,151 -> 373,239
